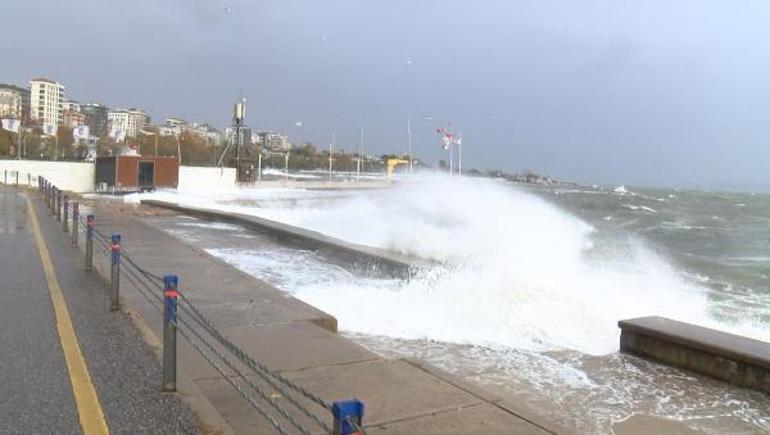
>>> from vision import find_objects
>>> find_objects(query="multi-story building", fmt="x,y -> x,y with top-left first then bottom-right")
0,84 -> 30,121
256,131 -> 289,152
108,108 -> 150,138
61,99 -> 80,113
61,99 -> 85,127
63,110 -> 87,128
225,125 -> 253,152
29,78 -> 65,125
192,123 -> 223,145
159,117 -> 188,137
81,103 -> 109,137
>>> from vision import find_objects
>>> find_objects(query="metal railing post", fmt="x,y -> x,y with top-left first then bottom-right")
56,190 -> 63,222
50,187 -> 57,215
332,399 -> 365,435
62,196 -> 69,233
71,202 -> 79,247
162,274 -> 178,392
109,234 -> 121,311
27,173 -> 31,187
85,214 -> 94,272
15,171 -> 18,186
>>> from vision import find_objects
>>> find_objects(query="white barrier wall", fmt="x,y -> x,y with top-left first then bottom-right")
178,166 -> 237,191
0,159 -> 95,192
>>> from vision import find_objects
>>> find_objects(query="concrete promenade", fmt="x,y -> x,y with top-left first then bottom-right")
77,198 -> 562,434
0,186 -> 199,433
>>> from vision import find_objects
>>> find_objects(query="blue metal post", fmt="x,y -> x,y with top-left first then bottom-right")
109,234 -> 121,311
332,399 -> 365,435
163,274 -> 178,392
85,214 -> 94,271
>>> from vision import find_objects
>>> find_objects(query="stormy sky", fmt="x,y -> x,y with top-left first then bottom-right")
3,0 -> 770,189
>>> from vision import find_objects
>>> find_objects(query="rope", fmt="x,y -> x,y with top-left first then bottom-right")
345,417 -> 368,435
177,290 -> 333,412
121,258 -> 321,434
73,210 -> 333,434
125,267 -> 312,435
177,295 -> 331,432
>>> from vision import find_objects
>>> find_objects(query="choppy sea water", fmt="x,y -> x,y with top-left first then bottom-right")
140,176 -> 770,433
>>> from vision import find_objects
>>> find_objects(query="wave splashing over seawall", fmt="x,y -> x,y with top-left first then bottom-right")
253,175 -> 717,355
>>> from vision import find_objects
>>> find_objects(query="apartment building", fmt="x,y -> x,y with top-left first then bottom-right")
29,78 -> 65,125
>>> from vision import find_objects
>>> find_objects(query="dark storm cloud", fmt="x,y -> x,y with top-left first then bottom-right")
3,0 -> 770,189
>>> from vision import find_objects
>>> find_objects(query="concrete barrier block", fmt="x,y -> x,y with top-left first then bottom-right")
618,316 -> 770,393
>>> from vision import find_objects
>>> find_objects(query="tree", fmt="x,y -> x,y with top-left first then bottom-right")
0,127 -> 14,156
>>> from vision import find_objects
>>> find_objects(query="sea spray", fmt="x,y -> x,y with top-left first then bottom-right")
132,174 -> 769,354
200,175 -> 719,354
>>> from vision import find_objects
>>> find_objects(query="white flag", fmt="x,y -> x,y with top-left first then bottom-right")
43,123 -> 57,137
73,125 -> 90,139
109,127 -> 126,142
1,118 -> 19,133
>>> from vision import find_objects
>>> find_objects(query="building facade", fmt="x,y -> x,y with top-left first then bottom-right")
225,126 -> 253,152
63,110 -> 87,128
29,78 -> 65,125
256,131 -> 289,152
108,108 -> 150,138
0,84 -> 30,121
159,117 -> 188,137
82,103 -> 109,137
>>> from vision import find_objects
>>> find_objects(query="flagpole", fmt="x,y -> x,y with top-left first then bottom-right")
458,132 -> 462,175
407,117 -> 413,174
329,132 -> 335,183
357,124 -> 363,183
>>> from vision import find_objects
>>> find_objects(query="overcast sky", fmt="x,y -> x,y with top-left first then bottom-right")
3,0 -> 770,189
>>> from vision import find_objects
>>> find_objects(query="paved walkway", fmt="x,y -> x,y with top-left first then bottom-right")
0,186 -> 199,434
76,197 -> 562,434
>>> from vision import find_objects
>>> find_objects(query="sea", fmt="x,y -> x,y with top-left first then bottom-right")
135,174 -> 770,433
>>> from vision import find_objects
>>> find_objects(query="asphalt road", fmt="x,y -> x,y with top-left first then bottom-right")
0,186 -> 200,434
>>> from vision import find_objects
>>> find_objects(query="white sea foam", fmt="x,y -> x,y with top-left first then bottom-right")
136,174 -> 770,355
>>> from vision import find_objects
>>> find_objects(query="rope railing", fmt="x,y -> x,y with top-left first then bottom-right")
102,231 -> 331,434
62,194 -> 365,435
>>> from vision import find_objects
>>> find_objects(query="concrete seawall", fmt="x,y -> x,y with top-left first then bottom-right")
141,199 -> 427,279
619,316 -> 770,393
